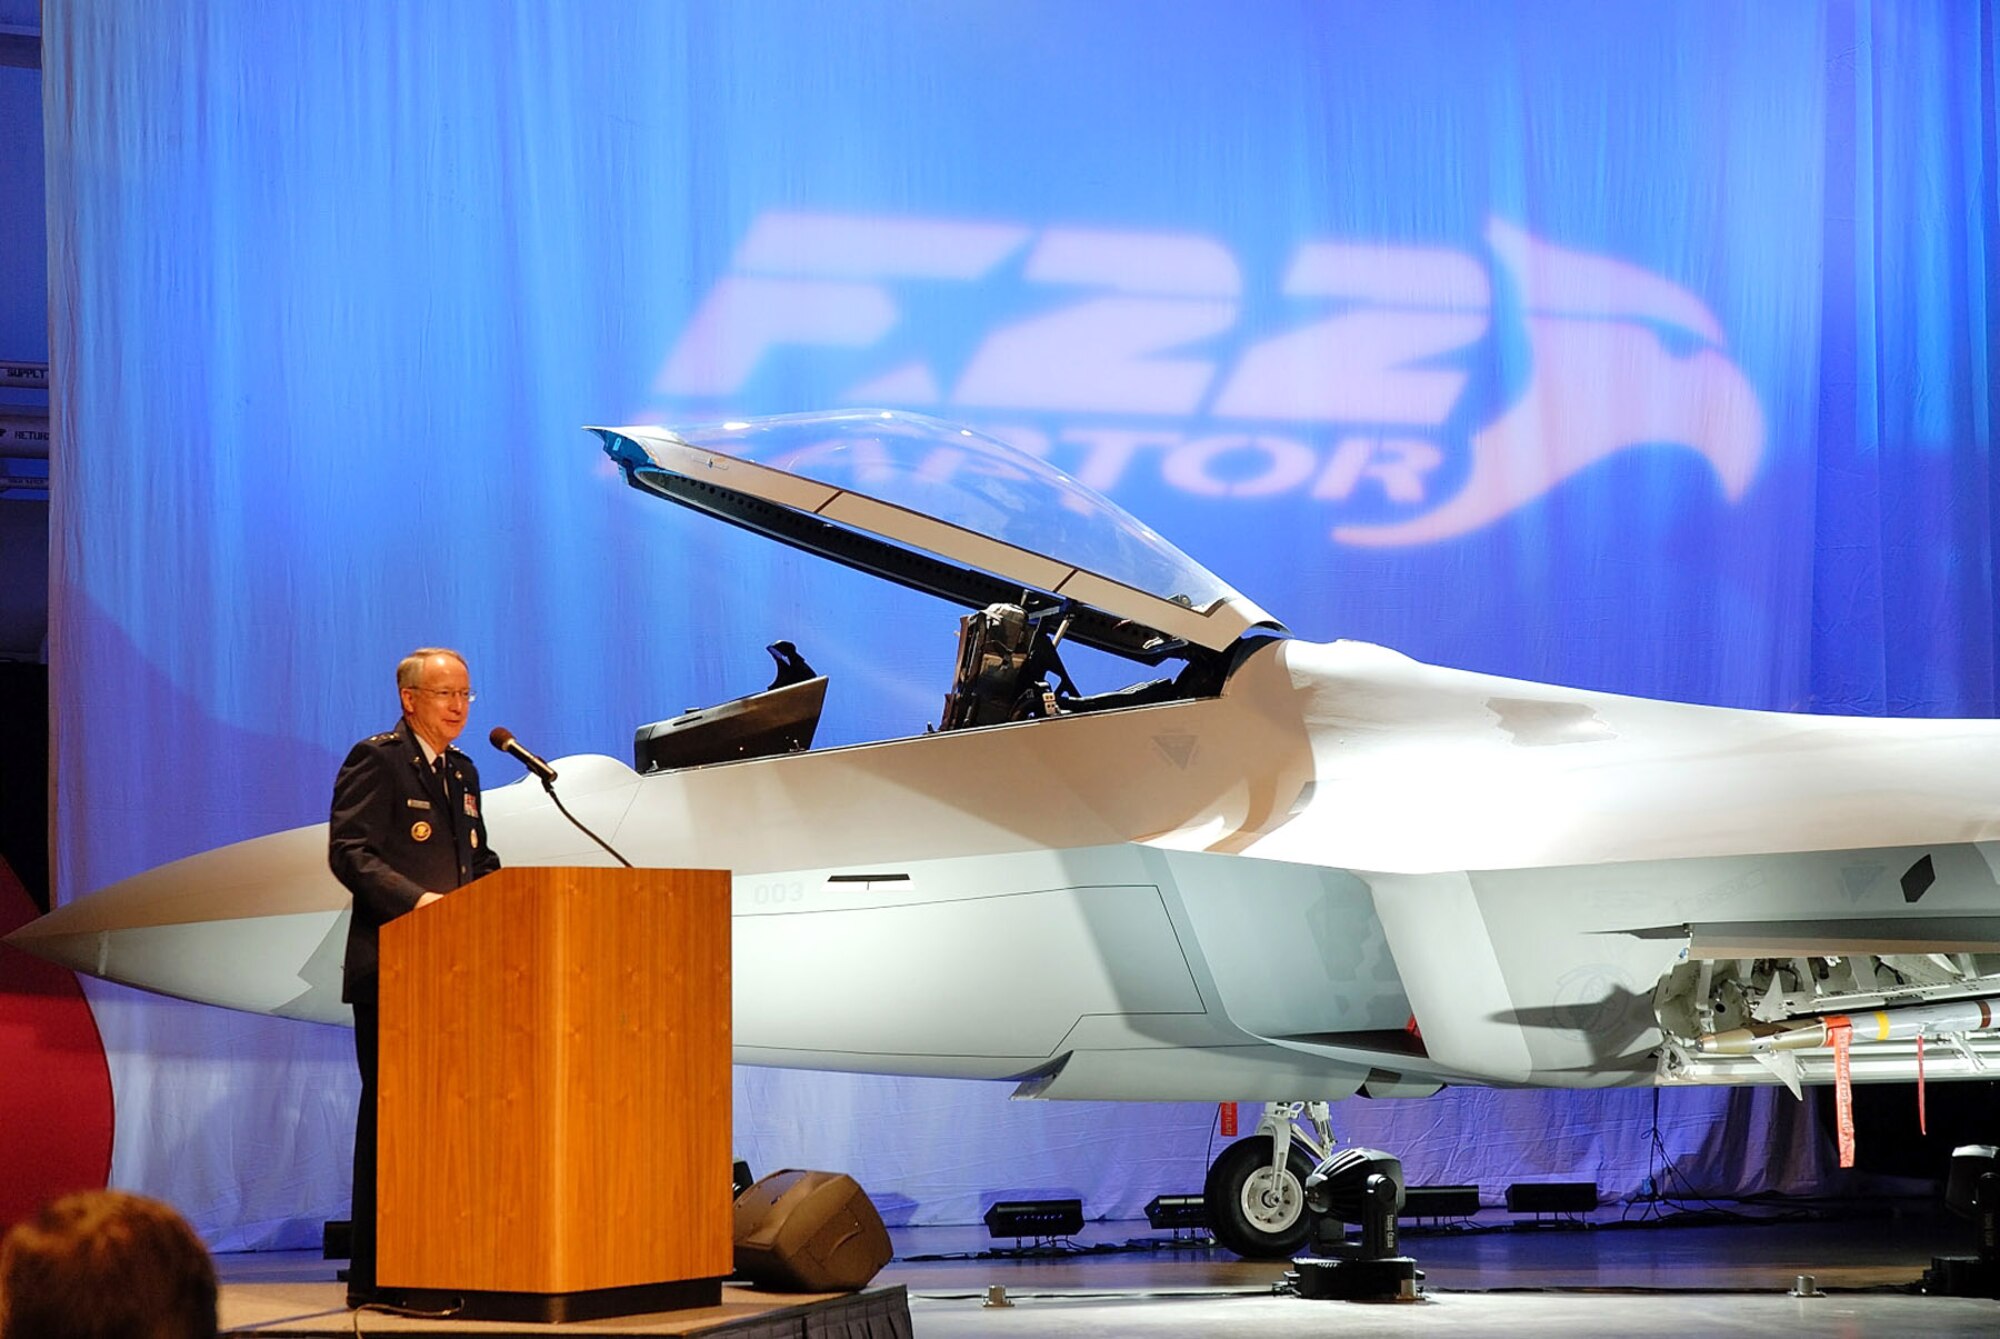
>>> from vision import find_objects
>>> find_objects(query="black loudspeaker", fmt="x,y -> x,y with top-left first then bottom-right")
1401,1185 -> 1481,1219
1505,1182 -> 1598,1215
733,1169 -> 893,1292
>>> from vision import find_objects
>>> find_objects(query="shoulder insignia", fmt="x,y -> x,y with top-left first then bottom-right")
366,732 -> 397,745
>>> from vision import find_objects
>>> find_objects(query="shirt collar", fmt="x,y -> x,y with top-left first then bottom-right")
402,718 -> 445,768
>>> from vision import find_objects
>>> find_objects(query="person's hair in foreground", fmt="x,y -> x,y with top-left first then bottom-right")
0,1190 -> 218,1339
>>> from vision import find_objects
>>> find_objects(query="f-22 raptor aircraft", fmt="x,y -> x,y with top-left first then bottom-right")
13,409 -> 2000,1257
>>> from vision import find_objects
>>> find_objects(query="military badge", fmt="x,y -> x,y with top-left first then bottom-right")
411,821 -> 433,842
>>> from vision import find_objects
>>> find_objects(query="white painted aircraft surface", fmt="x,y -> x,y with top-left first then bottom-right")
13,409 -> 2000,1255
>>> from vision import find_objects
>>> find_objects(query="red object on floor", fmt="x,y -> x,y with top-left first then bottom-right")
0,856 -> 114,1228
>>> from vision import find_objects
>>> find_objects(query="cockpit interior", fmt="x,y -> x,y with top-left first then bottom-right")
602,409 -> 1285,773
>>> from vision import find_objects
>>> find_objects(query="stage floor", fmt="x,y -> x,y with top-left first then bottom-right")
216,1204 -> 2000,1336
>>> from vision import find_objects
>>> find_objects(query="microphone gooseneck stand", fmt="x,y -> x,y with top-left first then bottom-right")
489,726 -> 635,868
535,769 -> 633,869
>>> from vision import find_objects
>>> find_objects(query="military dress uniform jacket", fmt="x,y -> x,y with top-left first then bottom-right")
329,717 -> 501,1004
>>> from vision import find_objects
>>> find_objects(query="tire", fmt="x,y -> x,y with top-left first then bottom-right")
1204,1134 -> 1317,1258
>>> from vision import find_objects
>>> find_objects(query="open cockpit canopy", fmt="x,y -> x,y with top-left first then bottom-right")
594,410 -> 1282,664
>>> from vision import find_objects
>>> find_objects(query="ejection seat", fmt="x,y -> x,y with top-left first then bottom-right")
632,640 -> 828,773
939,603 -> 1079,730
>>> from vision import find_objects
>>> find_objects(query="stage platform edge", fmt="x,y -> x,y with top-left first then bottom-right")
221,1279 -> 912,1337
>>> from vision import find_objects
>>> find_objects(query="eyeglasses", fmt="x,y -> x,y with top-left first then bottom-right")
414,689 -> 477,704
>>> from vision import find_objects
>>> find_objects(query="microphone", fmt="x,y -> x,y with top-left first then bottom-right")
488,725 -> 633,869
489,726 -> 558,786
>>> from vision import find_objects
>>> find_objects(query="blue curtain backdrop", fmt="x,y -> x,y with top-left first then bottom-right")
42,1 -> 1997,1245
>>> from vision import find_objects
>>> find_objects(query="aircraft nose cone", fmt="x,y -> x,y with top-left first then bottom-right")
4,903 -> 101,974
0,822 -> 357,1023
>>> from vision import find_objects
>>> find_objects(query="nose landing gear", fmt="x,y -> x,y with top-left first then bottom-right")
1202,1101 -> 1334,1258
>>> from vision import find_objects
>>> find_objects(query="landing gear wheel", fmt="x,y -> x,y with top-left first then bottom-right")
1204,1134 -> 1316,1258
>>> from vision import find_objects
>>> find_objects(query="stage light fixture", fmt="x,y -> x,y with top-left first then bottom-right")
1306,1147 -> 1405,1240
983,1198 -> 1084,1240
1144,1194 -> 1208,1231
1293,1147 -> 1416,1301
1924,1144 -> 2000,1298
1945,1144 -> 1999,1219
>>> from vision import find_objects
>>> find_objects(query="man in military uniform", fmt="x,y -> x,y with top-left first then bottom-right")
328,647 -> 500,1308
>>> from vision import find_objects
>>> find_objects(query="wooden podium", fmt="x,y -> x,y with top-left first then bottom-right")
377,867 -> 731,1322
